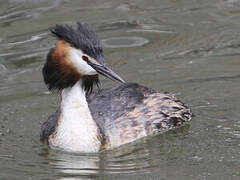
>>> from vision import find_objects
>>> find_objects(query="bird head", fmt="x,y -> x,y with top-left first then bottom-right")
42,22 -> 125,94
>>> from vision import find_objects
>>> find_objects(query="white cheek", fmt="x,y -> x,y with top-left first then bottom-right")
69,48 -> 97,75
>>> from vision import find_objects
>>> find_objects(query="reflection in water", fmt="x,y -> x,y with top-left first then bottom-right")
45,126 -> 190,179
46,137 -> 157,179
99,141 -> 152,175
48,149 -> 149,179
48,151 -> 100,180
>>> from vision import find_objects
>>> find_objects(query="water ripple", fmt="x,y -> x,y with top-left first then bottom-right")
102,36 -> 149,48
0,64 -> 8,73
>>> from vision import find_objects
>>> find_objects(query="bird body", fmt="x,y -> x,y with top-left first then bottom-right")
40,22 -> 192,153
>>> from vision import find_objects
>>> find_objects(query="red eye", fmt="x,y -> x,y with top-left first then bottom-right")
82,55 -> 89,62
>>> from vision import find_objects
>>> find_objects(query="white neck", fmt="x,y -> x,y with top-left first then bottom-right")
49,80 -> 101,153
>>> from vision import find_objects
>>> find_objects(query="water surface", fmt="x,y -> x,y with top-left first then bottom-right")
0,0 -> 240,179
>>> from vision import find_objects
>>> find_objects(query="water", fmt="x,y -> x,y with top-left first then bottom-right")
1,0 -> 240,179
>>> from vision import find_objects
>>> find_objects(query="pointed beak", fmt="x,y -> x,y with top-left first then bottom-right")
87,59 -> 125,84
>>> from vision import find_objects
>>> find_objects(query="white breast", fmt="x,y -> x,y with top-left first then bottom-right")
49,81 -> 102,153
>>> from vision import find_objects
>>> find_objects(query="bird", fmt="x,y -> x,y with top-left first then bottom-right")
40,22 -> 192,153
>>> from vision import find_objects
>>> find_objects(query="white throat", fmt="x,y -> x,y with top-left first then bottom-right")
49,80 -> 101,153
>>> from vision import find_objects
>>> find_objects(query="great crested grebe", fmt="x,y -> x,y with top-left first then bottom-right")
40,22 -> 192,152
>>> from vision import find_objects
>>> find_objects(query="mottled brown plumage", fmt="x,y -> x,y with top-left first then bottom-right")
87,83 -> 192,150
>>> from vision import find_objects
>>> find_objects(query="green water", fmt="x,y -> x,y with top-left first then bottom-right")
0,0 -> 240,179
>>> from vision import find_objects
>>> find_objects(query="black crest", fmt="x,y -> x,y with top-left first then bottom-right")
51,22 -> 105,64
